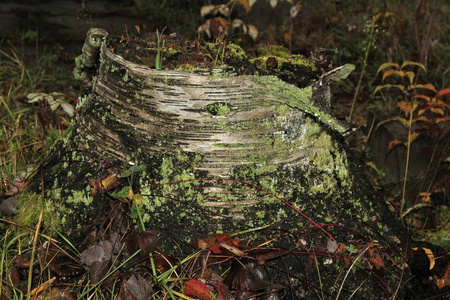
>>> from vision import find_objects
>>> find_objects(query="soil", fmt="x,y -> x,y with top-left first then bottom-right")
110,32 -> 320,88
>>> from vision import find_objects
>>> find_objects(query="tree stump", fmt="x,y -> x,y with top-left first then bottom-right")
22,28 -> 416,298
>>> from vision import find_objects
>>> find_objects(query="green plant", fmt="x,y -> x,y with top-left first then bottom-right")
374,61 -> 450,220
348,15 -> 378,123
155,28 -> 166,70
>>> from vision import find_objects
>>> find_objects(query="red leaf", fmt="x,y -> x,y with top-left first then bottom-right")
214,233 -> 241,249
368,255 -> 385,270
436,88 -> 450,99
185,279 -> 213,300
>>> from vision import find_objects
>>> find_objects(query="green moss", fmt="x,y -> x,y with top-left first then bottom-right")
257,45 -> 291,59
251,76 -> 345,133
225,43 -> 248,60
251,55 -> 315,71
16,192 -> 63,233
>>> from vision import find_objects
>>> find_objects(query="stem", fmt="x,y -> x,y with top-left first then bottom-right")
349,17 -> 376,123
400,101 -> 414,220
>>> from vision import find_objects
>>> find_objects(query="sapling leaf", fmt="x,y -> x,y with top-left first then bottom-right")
434,100 -> 450,109
436,88 -> 450,98
373,84 -> 404,94
397,101 -> 411,116
413,94 -> 431,101
407,83 -> 437,92
387,140 -> 404,152
436,116 -> 450,124
376,117 -> 408,129
409,130 -> 423,144
382,69 -> 404,82
401,61 -> 426,72
376,62 -> 399,75
405,71 -> 415,84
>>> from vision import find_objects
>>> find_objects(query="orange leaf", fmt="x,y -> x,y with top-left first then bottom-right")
413,94 -> 431,102
382,69 -> 404,82
434,100 -> 450,109
214,233 -> 241,248
376,117 -> 408,129
407,83 -> 437,93
368,255 -> 385,270
436,116 -> 450,123
413,116 -> 434,123
100,173 -> 118,190
233,0 -> 252,13
216,17 -> 229,30
435,265 -> 450,289
445,156 -> 450,163
411,247 -> 435,270
436,88 -> 450,99
397,101 -> 411,116
185,279 -> 213,300
418,192 -> 431,203
423,248 -> 436,270
27,277 -> 56,298
409,130 -> 423,144
387,140 -> 403,152
429,107 -> 445,116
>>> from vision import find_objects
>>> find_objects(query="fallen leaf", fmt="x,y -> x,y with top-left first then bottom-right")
226,260 -> 283,293
125,274 -> 153,300
185,279 -> 212,300
411,247 -> 435,270
0,196 -> 18,215
368,255 -> 385,270
220,243 -> 245,256
138,230 -> 159,255
80,240 -> 113,266
249,248 -> 290,265
434,265 -> 450,289
210,281 -> 230,300
327,239 -> 339,253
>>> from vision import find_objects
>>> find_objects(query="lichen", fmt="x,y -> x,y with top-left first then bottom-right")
251,76 -> 345,133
